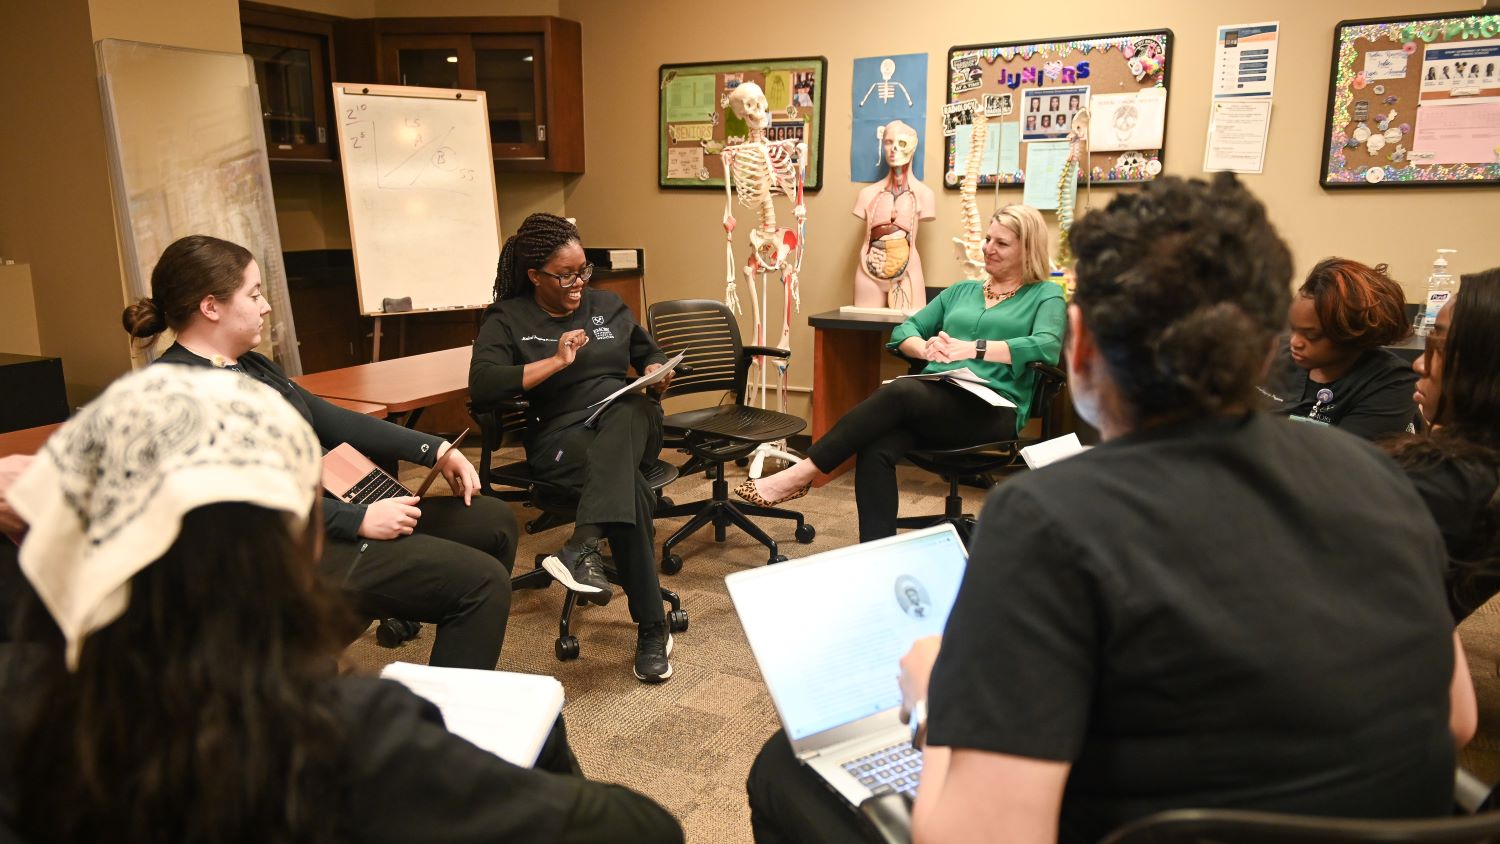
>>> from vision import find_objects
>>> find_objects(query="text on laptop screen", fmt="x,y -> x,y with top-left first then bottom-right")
732,529 -> 967,741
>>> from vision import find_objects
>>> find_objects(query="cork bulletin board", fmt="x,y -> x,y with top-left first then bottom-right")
1320,12 -> 1500,189
658,56 -> 828,190
943,29 -> 1173,189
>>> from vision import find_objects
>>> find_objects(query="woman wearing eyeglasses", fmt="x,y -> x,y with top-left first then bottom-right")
470,213 -> 678,684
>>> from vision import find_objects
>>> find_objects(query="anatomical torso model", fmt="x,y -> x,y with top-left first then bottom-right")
852,121 -> 934,313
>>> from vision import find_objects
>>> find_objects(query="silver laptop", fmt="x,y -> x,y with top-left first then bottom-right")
726,524 -> 968,807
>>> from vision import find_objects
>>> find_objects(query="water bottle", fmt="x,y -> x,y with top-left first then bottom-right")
1415,249 -> 1457,337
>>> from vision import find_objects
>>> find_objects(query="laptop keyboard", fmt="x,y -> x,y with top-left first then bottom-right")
842,742 -> 923,801
344,469 -> 407,505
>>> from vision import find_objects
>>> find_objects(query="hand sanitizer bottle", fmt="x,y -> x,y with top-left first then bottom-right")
1415,249 -> 1457,337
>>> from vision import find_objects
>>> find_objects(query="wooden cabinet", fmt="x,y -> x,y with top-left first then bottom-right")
241,3 -> 337,165
241,7 -> 584,173
371,17 -> 583,173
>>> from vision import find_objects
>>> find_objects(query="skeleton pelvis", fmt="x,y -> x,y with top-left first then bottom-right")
864,235 -> 911,281
749,227 -> 797,271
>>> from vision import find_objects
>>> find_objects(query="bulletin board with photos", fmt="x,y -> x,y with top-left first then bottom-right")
658,56 -> 828,190
1320,12 -> 1500,189
943,29 -> 1173,189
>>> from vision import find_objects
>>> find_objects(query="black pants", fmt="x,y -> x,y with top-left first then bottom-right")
805,378 -> 1017,542
747,729 -> 869,844
529,394 -> 666,626
319,495 -> 518,670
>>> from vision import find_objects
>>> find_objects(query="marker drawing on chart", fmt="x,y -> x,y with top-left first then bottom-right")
373,122 -> 465,193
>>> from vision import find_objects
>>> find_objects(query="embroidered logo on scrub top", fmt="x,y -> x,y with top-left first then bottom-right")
592,316 -> 605,325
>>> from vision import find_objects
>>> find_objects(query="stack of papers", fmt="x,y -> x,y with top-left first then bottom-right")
1020,433 -> 1090,469
380,661 -> 565,767
584,349 -> 685,426
885,366 -> 1015,408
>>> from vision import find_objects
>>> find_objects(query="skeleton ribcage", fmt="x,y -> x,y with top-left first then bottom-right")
729,140 -> 799,208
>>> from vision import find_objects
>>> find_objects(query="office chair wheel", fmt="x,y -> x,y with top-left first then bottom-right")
769,554 -> 788,565
555,635 -> 580,661
668,609 -> 689,633
375,619 -> 420,648
795,523 -> 816,543
661,553 -> 684,575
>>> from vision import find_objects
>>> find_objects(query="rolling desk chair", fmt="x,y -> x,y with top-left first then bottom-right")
469,397 -> 688,661
647,299 -> 815,570
891,357 -> 1067,546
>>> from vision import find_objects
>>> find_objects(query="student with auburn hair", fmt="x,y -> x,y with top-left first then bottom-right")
121,235 -> 520,672
1260,257 -> 1416,440
1389,267 -> 1500,621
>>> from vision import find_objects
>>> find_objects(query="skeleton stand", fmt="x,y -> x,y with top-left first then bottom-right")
721,133 -> 808,478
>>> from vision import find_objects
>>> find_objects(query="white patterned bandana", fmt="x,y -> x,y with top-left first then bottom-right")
9,365 -> 322,669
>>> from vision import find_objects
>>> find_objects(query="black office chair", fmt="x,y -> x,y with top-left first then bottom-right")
858,769 -> 1500,844
647,298 -> 815,570
469,397 -> 688,661
891,358 -> 1068,546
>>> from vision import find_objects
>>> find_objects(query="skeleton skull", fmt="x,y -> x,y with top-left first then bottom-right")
728,82 -> 770,132
883,120 -> 917,167
880,58 -> 896,82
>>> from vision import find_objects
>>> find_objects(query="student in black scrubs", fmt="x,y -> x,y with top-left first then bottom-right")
1389,267 -> 1500,621
469,213 -> 676,684
121,236 -> 519,672
746,175 -> 1474,844
1259,257 -> 1416,439
0,366 -> 682,843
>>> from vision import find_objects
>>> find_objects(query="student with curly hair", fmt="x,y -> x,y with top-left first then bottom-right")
469,213 -> 678,683
1260,257 -> 1416,439
1388,267 -> 1500,621
746,175 -> 1472,843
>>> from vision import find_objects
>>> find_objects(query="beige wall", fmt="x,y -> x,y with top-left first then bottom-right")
559,0 -> 1495,419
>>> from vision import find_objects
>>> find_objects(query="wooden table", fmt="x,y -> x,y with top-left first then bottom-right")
808,309 -> 907,484
324,397 -> 389,419
0,422 -> 63,458
293,346 -> 470,428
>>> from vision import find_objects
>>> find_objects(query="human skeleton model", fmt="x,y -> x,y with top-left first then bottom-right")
853,121 -> 934,312
721,81 -> 807,475
859,58 -> 913,107
952,110 -> 988,278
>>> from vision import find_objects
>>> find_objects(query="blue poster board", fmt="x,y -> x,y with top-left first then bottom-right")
851,53 -> 928,182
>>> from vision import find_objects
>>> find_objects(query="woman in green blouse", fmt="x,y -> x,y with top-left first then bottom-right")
736,204 -> 1066,542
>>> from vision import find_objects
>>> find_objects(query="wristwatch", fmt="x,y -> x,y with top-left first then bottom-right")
974,339 -> 988,360
909,698 -> 929,750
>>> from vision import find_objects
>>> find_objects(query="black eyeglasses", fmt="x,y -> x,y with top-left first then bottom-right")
535,263 -> 595,289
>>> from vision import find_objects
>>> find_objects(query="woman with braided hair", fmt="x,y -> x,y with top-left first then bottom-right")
470,213 -> 679,683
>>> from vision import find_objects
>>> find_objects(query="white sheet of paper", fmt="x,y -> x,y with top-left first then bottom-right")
1022,141 -> 1072,210
584,349 -> 686,425
884,366 -> 1015,408
1090,89 -> 1167,152
379,662 -> 565,767
1203,99 -> 1273,173
666,146 -> 703,180
1020,433 -> 1090,469
1364,50 -> 1409,81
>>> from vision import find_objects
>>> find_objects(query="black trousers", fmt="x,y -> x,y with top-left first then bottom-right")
528,394 -> 666,626
805,378 -> 1017,542
319,495 -> 518,670
747,729 -> 869,844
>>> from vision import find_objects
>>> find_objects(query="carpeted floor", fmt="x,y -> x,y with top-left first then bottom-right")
347,450 -> 980,843
350,448 -> 1500,843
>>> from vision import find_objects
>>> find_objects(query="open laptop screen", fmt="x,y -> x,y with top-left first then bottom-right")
728,526 -> 968,741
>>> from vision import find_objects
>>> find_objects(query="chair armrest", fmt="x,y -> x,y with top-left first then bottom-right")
744,345 -> 791,360
1027,360 -> 1066,382
468,395 -> 530,415
858,790 -> 913,844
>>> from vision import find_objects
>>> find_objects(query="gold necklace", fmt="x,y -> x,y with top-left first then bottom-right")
984,279 -> 1021,301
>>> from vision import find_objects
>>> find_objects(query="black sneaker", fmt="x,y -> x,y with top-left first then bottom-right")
634,621 -> 674,683
541,539 -> 612,604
